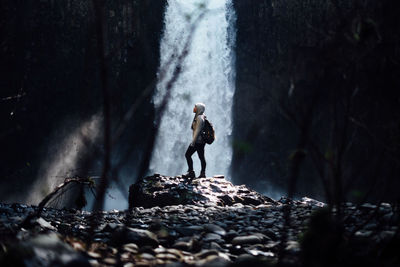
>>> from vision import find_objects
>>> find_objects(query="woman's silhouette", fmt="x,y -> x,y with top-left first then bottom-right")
183,103 -> 206,178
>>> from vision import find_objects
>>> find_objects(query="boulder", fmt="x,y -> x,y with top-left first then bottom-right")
129,175 -> 276,208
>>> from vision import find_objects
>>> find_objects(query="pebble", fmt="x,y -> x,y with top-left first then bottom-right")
285,240 -> 300,253
204,224 -> 226,236
36,217 -> 57,231
203,233 -> 223,242
232,235 -> 262,245
355,230 -> 373,238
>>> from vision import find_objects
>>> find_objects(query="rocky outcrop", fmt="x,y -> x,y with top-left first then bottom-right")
128,174 -> 276,209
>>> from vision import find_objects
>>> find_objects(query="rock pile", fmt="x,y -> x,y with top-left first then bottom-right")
0,175 -> 398,266
129,174 -> 275,208
0,202 -> 312,266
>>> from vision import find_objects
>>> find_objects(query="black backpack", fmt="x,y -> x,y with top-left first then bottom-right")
201,116 -> 215,144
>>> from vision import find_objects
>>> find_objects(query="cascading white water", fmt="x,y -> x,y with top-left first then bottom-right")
150,0 -> 236,177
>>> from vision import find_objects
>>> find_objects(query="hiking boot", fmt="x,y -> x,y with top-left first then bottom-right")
197,171 -> 206,178
183,170 -> 195,179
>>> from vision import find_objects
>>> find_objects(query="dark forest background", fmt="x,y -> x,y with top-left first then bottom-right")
0,0 -> 399,207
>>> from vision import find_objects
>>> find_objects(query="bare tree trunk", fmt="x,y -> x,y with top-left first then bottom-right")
92,0 -> 111,212
278,88 -> 320,265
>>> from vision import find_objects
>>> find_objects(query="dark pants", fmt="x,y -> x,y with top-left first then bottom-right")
185,143 -> 206,172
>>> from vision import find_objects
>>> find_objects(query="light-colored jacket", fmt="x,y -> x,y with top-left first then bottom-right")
191,103 -> 206,145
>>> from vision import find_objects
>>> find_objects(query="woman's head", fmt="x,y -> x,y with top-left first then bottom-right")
194,103 -> 205,115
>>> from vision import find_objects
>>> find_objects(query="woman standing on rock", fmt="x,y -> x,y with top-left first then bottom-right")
183,103 -> 207,179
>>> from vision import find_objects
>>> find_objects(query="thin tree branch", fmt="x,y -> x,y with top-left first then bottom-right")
19,178 -> 94,229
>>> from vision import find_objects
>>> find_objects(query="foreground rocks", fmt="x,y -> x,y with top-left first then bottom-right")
0,175 -> 399,267
0,201 -> 316,266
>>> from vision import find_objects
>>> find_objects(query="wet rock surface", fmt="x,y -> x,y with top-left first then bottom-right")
129,175 -> 275,208
0,176 -> 398,266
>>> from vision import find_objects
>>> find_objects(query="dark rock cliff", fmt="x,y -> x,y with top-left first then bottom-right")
232,0 -> 400,202
0,0 -> 167,202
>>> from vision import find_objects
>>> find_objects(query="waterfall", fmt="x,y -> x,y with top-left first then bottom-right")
150,0 -> 236,177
